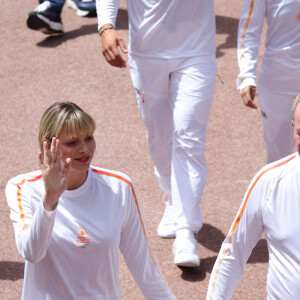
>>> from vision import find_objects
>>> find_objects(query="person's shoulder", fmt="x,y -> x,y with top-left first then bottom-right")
255,153 -> 297,183
7,170 -> 43,186
90,166 -> 133,188
6,170 -> 43,195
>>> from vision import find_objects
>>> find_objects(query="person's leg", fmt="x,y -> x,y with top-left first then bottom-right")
170,55 -> 216,266
129,55 -> 176,237
258,86 -> 296,163
129,55 -> 173,194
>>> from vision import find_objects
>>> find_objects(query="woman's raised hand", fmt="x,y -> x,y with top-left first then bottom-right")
39,137 -> 71,211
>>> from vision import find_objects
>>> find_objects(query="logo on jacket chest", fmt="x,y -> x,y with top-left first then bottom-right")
75,227 -> 91,247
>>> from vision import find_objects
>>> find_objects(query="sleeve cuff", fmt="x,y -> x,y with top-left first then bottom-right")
236,77 -> 256,91
97,20 -> 115,31
42,202 -> 57,218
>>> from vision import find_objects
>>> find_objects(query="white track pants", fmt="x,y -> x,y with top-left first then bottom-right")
258,86 -> 296,163
129,55 -> 217,233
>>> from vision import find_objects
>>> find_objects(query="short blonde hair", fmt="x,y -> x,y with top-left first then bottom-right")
38,102 -> 96,153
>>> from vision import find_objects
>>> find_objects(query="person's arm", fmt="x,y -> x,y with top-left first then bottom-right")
206,169 -> 267,300
236,0 -> 267,109
96,0 -> 128,68
6,178 -> 57,263
119,181 -> 176,300
6,138 -> 71,263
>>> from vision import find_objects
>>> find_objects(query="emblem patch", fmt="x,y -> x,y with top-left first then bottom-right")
75,227 -> 90,247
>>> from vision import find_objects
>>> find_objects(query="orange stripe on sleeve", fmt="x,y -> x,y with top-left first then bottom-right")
92,168 -> 163,277
239,0 -> 255,83
208,155 -> 296,299
17,175 -> 43,227
241,0 -> 255,54
229,155 -> 295,236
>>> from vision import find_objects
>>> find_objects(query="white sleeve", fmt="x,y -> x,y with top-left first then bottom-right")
96,0 -> 120,30
206,171 -> 266,300
6,178 -> 56,264
119,183 -> 176,300
236,0 -> 267,91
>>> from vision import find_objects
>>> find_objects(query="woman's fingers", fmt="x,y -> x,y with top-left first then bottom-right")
55,139 -> 61,165
43,140 -> 51,165
38,152 -> 44,169
50,137 -> 57,163
62,157 -> 71,179
41,138 -> 61,169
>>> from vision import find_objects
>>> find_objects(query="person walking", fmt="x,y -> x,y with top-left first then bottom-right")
97,0 -> 217,267
237,0 -> 300,163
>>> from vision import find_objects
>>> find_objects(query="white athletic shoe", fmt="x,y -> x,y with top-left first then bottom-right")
173,229 -> 200,267
157,202 -> 176,239
67,0 -> 96,17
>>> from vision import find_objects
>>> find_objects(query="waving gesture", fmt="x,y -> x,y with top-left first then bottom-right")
39,137 -> 71,211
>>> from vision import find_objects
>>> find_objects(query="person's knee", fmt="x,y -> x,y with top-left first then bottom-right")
173,128 -> 205,154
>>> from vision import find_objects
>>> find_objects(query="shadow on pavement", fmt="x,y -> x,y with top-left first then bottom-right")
247,239 -> 269,264
197,223 -> 226,253
216,15 -> 239,58
37,24 -> 97,47
36,8 -> 128,48
0,261 -> 24,281
36,10 -> 238,54
179,223 -> 268,282
180,256 -> 217,282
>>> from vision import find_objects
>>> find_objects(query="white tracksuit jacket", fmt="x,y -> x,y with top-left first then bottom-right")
6,166 -> 175,300
237,0 -> 300,94
96,0 -> 216,58
207,153 -> 300,299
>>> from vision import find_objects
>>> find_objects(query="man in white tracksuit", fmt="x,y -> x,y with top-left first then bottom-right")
97,0 -> 217,267
237,0 -> 300,163
207,94 -> 300,299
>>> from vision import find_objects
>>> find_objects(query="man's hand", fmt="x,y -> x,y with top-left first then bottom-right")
100,25 -> 128,68
240,85 -> 258,109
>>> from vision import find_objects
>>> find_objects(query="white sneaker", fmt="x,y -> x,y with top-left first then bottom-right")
173,229 -> 200,267
67,0 -> 96,17
157,202 -> 176,239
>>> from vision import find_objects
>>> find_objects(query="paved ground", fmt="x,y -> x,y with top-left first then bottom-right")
0,0 -> 269,299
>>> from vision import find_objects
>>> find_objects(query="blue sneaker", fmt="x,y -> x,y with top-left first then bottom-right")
27,1 -> 64,34
68,0 -> 97,18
